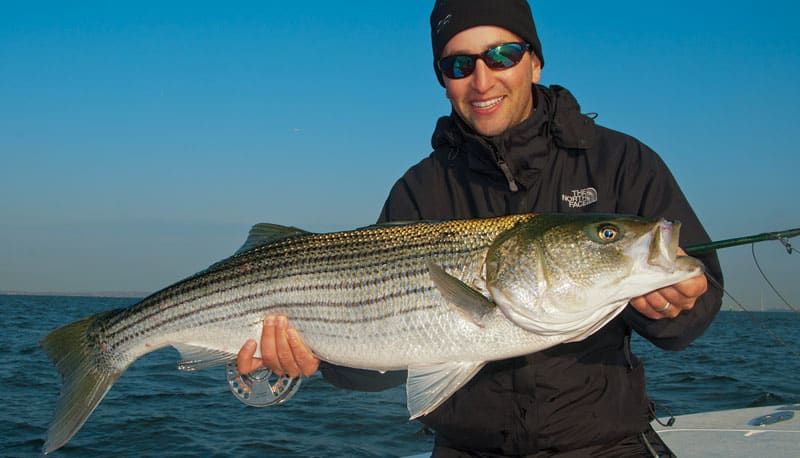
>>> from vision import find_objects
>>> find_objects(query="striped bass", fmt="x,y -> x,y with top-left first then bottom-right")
40,213 -> 703,453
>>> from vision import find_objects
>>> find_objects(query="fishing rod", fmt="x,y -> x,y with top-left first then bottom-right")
685,226 -> 799,312
685,227 -> 800,255
686,225 -> 799,313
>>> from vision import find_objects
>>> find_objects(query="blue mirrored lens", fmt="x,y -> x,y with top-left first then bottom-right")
451,55 -> 475,78
438,43 -> 527,79
485,44 -> 523,68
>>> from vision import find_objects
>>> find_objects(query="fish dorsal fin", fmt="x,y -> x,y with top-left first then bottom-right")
406,361 -> 486,419
235,223 -> 310,254
356,220 -> 442,231
174,343 -> 237,371
427,261 -> 495,327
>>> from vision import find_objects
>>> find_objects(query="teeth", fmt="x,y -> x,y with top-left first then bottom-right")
472,96 -> 503,108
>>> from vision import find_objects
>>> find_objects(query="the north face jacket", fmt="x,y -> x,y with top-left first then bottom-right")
320,84 -> 723,455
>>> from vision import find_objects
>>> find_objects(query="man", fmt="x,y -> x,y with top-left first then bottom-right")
238,1 -> 723,456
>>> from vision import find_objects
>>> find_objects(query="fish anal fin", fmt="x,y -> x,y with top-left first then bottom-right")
407,361 -> 486,419
427,261 -> 495,327
174,343 -> 237,371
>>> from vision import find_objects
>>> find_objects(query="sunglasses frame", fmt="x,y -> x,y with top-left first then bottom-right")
437,42 -> 531,80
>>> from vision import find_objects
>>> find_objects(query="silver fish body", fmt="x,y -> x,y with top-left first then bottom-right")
40,213 -> 703,453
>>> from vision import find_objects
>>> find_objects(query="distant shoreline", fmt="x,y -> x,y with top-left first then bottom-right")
0,290 -> 147,298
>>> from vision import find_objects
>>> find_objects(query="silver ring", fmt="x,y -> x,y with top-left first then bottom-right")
656,302 -> 672,313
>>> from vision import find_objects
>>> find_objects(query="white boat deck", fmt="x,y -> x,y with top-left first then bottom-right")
654,404 -> 799,457
407,404 -> 800,457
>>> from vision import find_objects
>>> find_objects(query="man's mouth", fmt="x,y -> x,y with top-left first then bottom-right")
472,96 -> 504,109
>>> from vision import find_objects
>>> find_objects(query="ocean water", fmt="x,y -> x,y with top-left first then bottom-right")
1,295 -> 798,457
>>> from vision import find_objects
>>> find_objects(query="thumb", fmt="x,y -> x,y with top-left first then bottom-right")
236,339 -> 261,375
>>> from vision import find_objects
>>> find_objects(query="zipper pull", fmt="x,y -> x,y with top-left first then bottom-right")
496,159 -> 519,192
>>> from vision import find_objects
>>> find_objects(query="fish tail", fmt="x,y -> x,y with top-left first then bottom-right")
40,314 -> 125,454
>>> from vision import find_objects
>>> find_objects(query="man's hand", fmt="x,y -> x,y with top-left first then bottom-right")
630,249 -> 708,320
236,315 -> 320,378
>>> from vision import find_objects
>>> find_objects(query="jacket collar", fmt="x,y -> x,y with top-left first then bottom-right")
431,85 -> 595,191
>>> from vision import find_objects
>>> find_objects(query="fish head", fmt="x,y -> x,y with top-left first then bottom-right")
484,214 -> 704,336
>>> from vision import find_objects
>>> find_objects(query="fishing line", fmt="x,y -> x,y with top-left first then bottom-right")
687,227 -> 800,358
751,243 -> 798,312
706,274 -> 800,359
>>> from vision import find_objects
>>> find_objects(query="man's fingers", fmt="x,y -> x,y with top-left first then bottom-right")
241,314 -> 320,379
260,315 -> 283,375
275,316 -> 301,377
631,291 -> 679,320
630,275 -> 707,320
673,273 -> 708,299
288,328 -> 320,377
631,293 -> 667,320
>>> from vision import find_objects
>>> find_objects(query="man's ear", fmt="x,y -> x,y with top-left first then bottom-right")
530,54 -> 542,84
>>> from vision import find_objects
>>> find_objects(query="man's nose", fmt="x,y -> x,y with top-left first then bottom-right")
469,59 -> 494,92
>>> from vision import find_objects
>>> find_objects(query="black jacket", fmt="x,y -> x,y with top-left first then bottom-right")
321,84 -> 723,454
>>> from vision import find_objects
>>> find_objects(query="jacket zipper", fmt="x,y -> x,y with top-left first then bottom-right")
480,135 -> 520,193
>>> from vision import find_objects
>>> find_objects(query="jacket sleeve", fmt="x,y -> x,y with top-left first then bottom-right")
318,177 -> 422,391
617,141 -> 724,349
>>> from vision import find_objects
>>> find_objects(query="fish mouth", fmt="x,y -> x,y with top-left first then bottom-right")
648,219 -> 680,269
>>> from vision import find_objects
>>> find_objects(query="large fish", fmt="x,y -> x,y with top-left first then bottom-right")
40,213 -> 703,453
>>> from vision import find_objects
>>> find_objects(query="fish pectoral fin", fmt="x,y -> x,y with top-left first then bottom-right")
174,344 -> 237,371
406,361 -> 486,419
427,261 -> 495,327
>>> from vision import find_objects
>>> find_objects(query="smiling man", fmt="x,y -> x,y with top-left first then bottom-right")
439,26 -> 540,137
238,1 -> 723,456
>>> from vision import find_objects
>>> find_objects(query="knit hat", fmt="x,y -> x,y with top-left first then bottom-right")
430,0 -> 544,86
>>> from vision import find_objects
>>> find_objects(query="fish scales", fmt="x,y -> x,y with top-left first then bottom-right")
97,215 -> 534,368
252,217 -> 527,365
110,217 -> 509,325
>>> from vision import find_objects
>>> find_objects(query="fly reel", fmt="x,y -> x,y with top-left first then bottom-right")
226,362 -> 302,407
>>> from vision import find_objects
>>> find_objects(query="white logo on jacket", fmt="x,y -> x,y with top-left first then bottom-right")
562,187 -> 598,208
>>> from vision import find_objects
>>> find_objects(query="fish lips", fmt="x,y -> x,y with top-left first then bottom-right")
644,219 -> 704,275
648,219 -> 680,269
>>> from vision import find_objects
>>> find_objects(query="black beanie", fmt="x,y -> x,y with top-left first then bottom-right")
430,0 -> 544,87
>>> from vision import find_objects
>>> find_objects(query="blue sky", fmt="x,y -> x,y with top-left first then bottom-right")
1,1 -> 798,309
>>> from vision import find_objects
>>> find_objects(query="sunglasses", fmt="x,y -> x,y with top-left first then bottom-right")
437,42 -> 531,80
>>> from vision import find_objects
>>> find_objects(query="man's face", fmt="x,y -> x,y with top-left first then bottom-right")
441,26 -> 541,137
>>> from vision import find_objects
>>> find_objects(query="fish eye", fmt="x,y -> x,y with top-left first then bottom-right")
597,224 -> 619,241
